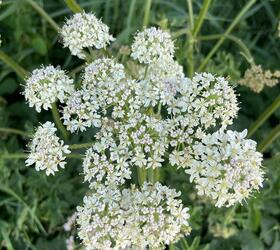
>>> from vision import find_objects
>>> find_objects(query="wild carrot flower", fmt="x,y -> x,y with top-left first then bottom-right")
62,88 -> 101,133
172,73 -> 238,128
61,12 -> 114,59
83,145 -> 132,189
76,183 -> 191,250
26,122 -> 70,176
131,27 -> 175,64
83,58 -> 126,87
185,129 -> 264,207
24,65 -> 74,112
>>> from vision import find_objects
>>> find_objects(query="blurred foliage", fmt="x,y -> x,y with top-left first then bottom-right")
0,0 -> 280,249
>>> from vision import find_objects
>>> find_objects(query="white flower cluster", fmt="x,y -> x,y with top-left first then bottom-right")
22,17 -> 264,250
25,122 -> 70,176
83,145 -> 131,189
83,58 -> 126,87
131,27 -> 175,64
61,12 -> 114,59
185,129 -> 264,207
62,58 -> 129,132
136,57 -> 184,107
24,65 -> 74,112
77,183 -> 191,250
62,89 -> 101,133
94,114 -> 170,173
178,73 -> 239,128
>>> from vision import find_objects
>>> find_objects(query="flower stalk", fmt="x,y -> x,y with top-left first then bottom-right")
186,0 -> 212,77
257,124 -> 280,153
69,142 -> 95,150
25,0 -> 60,32
0,51 -> 27,79
248,94 -> 280,138
198,0 -> 256,71
1,153 -> 82,160
51,103 -> 69,141
137,167 -> 147,186
143,0 -> 152,27
0,127 -> 32,138
65,0 -> 82,13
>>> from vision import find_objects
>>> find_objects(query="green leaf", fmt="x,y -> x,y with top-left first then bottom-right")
247,202 -> 261,232
0,78 -> 18,95
32,36 -> 48,56
237,230 -> 264,250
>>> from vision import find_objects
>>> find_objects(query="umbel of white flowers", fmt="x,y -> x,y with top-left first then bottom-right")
77,183 -> 191,250
23,12 -> 264,250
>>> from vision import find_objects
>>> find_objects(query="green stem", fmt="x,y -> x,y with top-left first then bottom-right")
64,0 -> 82,13
144,65 -> 149,79
147,168 -> 160,183
187,37 -> 194,77
198,34 -> 254,63
69,62 -> 86,77
186,0 -> 211,77
126,0 -> 137,34
198,0 -> 256,71
0,128 -> 32,138
143,0 -> 152,27
0,51 -> 27,79
1,153 -> 82,160
137,167 -> 147,186
69,142 -> 95,150
193,0 -> 212,37
1,153 -> 27,159
154,168 -> 160,182
257,124 -> 280,153
169,243 -> 175,250
25,0 -> 60,32
148,168 -> 154,183
65,153 -> 83,159
172,28 -> 188,39
186,0 -> 194,31
51,103 -> 69,141
248,95 -> 280,138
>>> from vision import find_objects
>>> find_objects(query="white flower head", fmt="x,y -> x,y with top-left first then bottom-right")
83,58 -> 126,88
81,59 -> 132,119
176,73 -> 239,128
131,27 -> 175,64
186,129 -> 264,207
143,56 -> 184,83
62,88 -> 101,133
76,183 -> 191,250
24,65 -> 74,112
83,146 -> 132,189
61,12 -> 114,59
26,122 -> 70,176
136,56 -> 184,106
